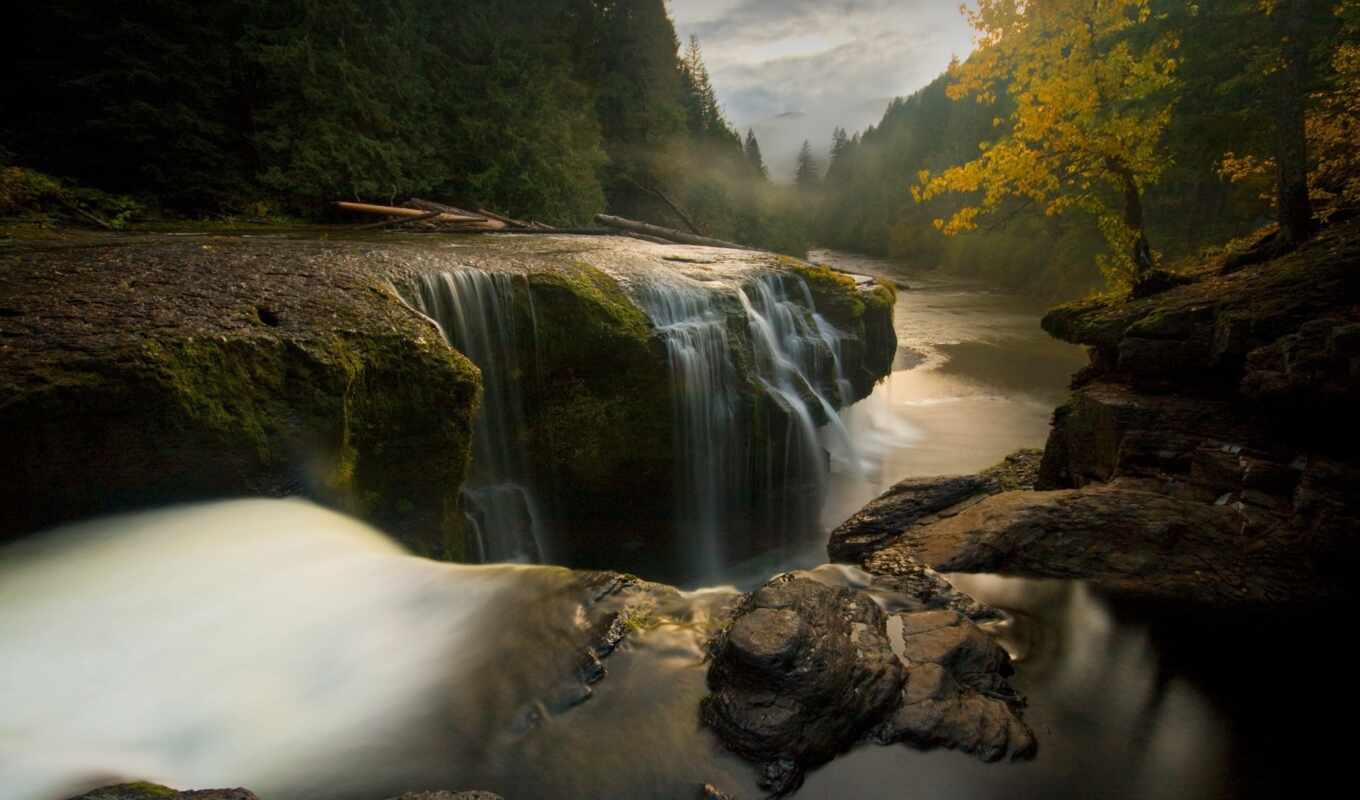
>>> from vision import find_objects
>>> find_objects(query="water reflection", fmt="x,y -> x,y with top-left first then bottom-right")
803,573 -> 1339,799
813,249 -> 1087,531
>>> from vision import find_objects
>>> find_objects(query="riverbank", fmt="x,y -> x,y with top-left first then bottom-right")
811,249 -> 1088,532
831,216 -> 1360,609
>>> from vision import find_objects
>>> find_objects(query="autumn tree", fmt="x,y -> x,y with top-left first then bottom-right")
914,0 -> 1180,286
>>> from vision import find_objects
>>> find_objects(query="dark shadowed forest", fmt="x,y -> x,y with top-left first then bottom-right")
3,1 -> 807,252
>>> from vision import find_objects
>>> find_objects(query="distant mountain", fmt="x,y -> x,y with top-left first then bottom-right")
742,98 -> 893,183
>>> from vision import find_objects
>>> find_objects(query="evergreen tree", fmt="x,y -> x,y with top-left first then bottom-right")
825,127 -> 852,186
795,140 -> 821,191
744,129 -> 768,179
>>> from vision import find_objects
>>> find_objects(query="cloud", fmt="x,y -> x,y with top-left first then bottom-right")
669,0 -> 975,128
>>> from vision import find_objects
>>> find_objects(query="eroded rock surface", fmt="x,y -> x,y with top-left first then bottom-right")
0,233 -> 896,564
877,610 -> 1033,761
702,573 -> 1030,796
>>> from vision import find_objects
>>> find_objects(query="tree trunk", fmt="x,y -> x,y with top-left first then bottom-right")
1275,0 -> 1315,245
1109,160 -> 1154,277
595,214 -> 755,250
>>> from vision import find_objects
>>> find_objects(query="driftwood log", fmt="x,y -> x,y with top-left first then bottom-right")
334,201 -> 501,228
595,214 -> 753,250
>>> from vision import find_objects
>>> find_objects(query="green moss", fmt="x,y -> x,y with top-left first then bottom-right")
778,255 -> 874,326
522,261 -> 673,513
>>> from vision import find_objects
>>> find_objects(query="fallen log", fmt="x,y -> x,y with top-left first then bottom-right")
334,201 -> 489,225
594,214 -> 754,251
622,176 -> 704,236
477,207 -> 540,229
353,209 -> 444,231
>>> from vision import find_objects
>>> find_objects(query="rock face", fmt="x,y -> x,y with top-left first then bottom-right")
0,236 -> 481,557
827,450 -> 1045,564
876,610 -> 1034,762
0,233 -> 895,562
835,219 -> 1360,608
702,573 -> 1030,796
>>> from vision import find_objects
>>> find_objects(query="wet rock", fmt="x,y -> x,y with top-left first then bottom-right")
867,485 -> 1321,607
828,474 -> 1000,563
830,451 -> 1048,566
702,575 -> 906,796
877,611 -> 1033,762
857,558 -> 1002,622
702,572 -> 1032,795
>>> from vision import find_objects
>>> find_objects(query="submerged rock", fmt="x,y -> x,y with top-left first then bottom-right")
702,572 -> 1030,796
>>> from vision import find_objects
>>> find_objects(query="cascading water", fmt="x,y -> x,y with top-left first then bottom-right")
403,271 -> 549,563
631,279 -> 748,578
738,274 -> 863,537
631,270 -> 862,580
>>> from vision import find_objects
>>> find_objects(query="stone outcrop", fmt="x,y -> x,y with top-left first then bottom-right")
0,233 -> 895,562
875,610 -> 1034,762
702,573 -> 1030,796
0,236 -> 482,558
834,218 -> 1360,608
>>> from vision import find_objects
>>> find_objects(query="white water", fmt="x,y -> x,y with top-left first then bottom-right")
0,501 -> 516,799
0,500 -> 753,800
403,271 -> 550,563
630,271 -> 862,581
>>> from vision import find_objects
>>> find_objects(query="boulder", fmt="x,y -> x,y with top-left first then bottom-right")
877,611 -> 1034,762
702,573 -> 1031,795
702,575 -> 906,795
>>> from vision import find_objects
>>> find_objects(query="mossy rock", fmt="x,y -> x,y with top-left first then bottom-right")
522,262 -> 674,528
0,237 -> 480,557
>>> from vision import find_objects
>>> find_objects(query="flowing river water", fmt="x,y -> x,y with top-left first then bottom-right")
0,250 -> 1340,799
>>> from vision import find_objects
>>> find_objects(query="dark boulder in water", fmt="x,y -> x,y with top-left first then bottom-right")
702,572 -> 1032,796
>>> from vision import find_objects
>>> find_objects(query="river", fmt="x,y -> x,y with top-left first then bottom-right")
0,249 -> 1337,799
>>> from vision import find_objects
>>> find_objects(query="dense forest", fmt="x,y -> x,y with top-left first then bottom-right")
1,0 -> 809,253
4,1 -> 1358,298
813,0 -> 1359,299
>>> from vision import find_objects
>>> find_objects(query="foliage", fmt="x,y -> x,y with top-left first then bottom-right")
816,0 -> 1356,300
913,0 -> 1181,286
2,0 -> 779,238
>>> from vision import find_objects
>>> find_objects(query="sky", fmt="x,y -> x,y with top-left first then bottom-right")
668,0 -> 976,179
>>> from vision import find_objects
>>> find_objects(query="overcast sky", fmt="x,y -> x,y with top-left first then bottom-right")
668,0 -> 977,132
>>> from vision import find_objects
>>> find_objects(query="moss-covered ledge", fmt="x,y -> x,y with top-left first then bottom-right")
0,236 -> 480,556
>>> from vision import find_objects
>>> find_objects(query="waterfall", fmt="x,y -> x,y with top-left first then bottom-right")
632,271 -> 861,579
631,280 -> 746,577
403,271 -> 549,563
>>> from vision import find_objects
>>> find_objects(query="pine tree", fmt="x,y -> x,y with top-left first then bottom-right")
744,129 -> 768,179
795,140 -> 821,191
825,127 -> 851,186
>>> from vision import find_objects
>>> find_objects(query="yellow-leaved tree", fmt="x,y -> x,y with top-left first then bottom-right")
913,0 -> 1180,287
